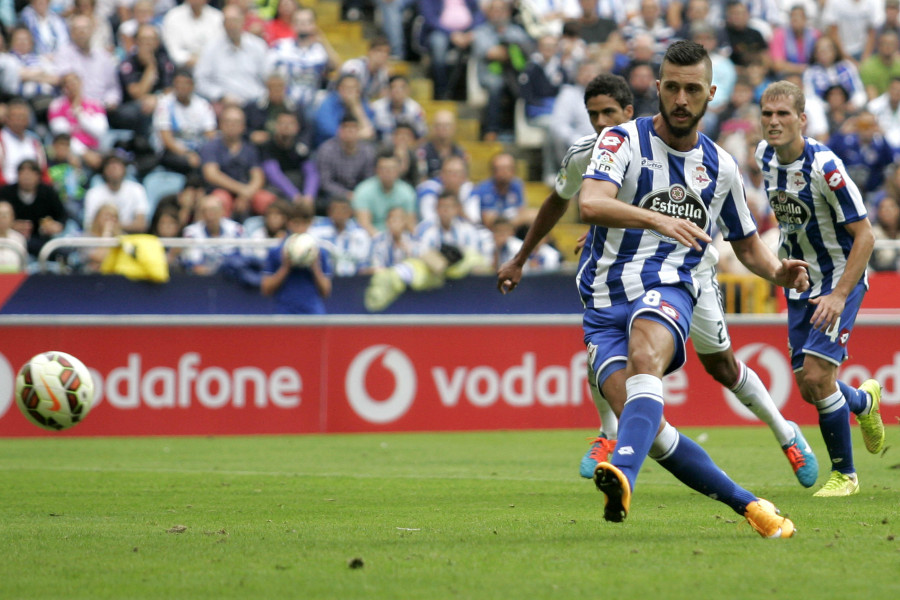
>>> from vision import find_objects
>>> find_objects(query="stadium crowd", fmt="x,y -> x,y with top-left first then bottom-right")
0,0 -> 899,292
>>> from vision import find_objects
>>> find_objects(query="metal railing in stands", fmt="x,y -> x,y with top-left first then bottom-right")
0,238 -> 28,271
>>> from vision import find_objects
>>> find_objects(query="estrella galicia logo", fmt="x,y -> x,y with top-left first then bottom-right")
768,189 -> 810,234
638,184 -> 710,243
345,345 -> 416,424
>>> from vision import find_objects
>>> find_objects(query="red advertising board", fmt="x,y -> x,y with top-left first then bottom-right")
0,317 -> 897,437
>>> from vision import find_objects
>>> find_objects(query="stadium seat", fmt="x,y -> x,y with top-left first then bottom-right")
142,170 -> 186,217
466,58 -> 487,109
514,99 -> 546,149
242,215 -> 265,237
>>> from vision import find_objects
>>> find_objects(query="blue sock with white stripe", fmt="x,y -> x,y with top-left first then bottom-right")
650,423 -> 757,515
610,374 -> 664,490
837,380 -> 869,415
815,389 -> 855,474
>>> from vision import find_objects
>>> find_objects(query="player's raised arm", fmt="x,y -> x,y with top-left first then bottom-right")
579,178 -> 711,251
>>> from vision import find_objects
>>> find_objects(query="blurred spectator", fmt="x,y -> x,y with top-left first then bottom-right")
860,30 -> 900,101
385,121 -> 423,186
264,7 -> 341,112
47,133 -> 87,222
621,0 -> 676,66
882,0 -> 900,38
0,200 -> 27,271
723,0 -> 769,70
371,74 -> 428,142
710,76 -> 758,141
471,151 -> 525,228
675,0 -> 721,40
48,72 -> 107,171
471,0 -> 534,141
54,15 -> 121,112
226,0 -> 265,39
417,109 -> 466,180
181,194 -> 245,275
868,75 -> 900,147
263,0 -> 297,46
340,36 -> 391,101
313,73 -> 376,148
375,0 -> 412,59
593,0 -> 628,26
546,60 -> 602,169
626,61 -> 658,118
484,214 -> 560,272
820,0 -> 882,63
260,201 -> 332,314
870,194 -> 900,271
0,99 -> 49,185
70,0 -> 114,52
161,0 -> 224,70
692,23 -> 735,118
195,4 -> 268,107
117,0 -> 157,55
416,154 -> 476,223
152,69 -> 217,176
418,0 -> 483,100
83,153 -> 149,233
200,104 -> 275,220
517,0 -> 581,39
147,200 -> 185,272
79,202 -> 121,273
261,111 -> 318,211
352,151 -> 417,236
117,24 -> 175,138
768,4 -> 819,79
250,198 -> 289,240
0,159 -> 66,257
6,26 -> 59,117
824,84 -> 858,136
519,33 -> 568,183
414,192 -> 481,259
245,72 -> 313,149
315,115 -> 376,212
311,196 -> 371,276
569,0 -> 617,45
369,204 -> 413,268
19,0 -> 69,57
804,35 -> 868,112
828,111 -> 897,198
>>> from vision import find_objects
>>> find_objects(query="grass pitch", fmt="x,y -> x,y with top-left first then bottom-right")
0,427 -> 898,600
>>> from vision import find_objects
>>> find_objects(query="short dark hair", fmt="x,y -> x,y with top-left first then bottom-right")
584,73 -> 634,109
660,40 -> 712,82
339,114 -> 359,126
388,74 -> 408,86
287,201 -> 314,222
173,67 -> 193,81
16,159 -> 40,174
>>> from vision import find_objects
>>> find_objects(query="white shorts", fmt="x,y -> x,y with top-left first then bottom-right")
689,267 -> 731,355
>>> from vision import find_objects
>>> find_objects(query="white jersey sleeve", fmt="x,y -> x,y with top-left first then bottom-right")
554,134 -> 598,200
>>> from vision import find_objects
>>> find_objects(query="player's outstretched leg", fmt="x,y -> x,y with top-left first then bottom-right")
781,422 -> 818,488
811,389 -> 859,497
580,365 -> 619,478
649,423 -> 795,538
593,462 -> 631,522
844,379 -> 886,454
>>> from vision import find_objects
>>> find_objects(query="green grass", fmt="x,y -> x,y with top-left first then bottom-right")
0,427 -> 898,599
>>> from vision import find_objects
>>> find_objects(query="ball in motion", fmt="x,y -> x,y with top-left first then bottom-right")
15,351 -> 95,431
285,232 -> 320,268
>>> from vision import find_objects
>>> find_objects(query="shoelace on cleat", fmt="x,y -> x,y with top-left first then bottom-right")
820,472 -> 849,491
784,444 -> 806,471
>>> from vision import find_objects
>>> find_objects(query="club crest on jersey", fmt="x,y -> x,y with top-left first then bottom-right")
788,170 -> 806,192
768,189 -> 810,233
638,185 -> 710,243
598,131 -> 625,152
691,166 -> 711,190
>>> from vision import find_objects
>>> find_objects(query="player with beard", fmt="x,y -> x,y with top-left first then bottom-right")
498,73 -> 819,490
576,40 -> 809,536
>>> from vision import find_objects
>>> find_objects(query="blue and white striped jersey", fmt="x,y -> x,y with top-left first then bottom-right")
310,217 -> 372,277
264,41 -> 330,109
578,117 -> 757,309
755,137 -> 868,300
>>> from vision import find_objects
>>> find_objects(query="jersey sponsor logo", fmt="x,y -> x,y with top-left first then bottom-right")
825,168 -> 846,191
598,132 -> 625,152
638,185 -> 710,243
768,190 -> 811,233
691,166 -> 711,190
641,157 -> 664,170
788,170 -> 806,192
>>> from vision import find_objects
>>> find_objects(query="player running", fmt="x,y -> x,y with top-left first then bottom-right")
497,73 -> 818,489
575,41 -> 809,535
756,81 -> 886,497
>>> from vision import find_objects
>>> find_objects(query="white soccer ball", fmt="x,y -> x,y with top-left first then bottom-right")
285,232 -> 320,268
15,351 -> 95,431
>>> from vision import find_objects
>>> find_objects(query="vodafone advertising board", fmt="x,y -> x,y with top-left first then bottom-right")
0,319 -> 897,437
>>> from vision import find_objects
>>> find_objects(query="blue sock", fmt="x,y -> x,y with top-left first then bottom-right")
816,390 -> 855,474
654,431 -> 757,515
837,380 -> 869,415
610,375 -> 664,490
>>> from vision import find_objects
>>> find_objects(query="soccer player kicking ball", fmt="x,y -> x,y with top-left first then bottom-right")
756,81 -> 886,497
498,74 -> 819,489
577,41 -> 809,537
